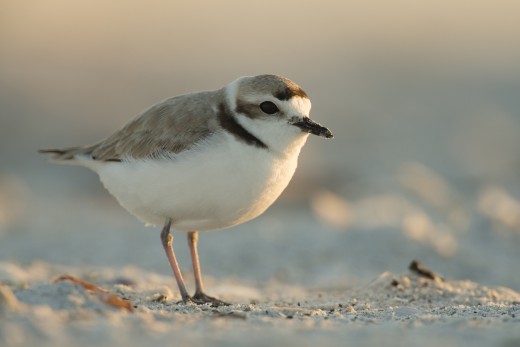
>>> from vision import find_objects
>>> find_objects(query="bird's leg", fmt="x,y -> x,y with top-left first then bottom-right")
187,231 -> 205,294
160,219 -> 190,303
187,231 -> 230,306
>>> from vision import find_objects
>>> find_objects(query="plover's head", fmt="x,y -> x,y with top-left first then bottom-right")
222,74 -> 333,153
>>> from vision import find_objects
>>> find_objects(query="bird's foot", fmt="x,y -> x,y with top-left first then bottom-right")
175,295 -> 192,305
191,292 -> 230,307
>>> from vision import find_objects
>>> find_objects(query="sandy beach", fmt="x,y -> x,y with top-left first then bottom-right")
1,258 -> 519,347
1,193 -> 520,347
2,1 -> 520,345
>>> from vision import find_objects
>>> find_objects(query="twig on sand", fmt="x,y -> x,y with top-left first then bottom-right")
408,260 -> 439,281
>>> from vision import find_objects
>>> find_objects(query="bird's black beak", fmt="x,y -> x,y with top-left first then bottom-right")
292,117 -> 333,139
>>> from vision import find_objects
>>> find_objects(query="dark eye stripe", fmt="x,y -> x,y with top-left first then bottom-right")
259,101 -> 279,114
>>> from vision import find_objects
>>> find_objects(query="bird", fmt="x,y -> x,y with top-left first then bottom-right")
39,74 -> 333,306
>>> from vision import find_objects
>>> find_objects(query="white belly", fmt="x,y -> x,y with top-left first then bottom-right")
94,133 -> 305,231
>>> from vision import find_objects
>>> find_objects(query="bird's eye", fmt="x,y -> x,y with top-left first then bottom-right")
259,101 -> 279,114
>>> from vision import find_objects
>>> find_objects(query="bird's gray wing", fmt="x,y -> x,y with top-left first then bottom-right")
41,91 -> 220,162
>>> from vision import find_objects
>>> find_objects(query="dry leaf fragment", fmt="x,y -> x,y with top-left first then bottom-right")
54,275 -> 133,312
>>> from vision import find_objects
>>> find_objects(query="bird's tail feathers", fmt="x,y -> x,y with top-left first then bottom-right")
38,146 -> 94,162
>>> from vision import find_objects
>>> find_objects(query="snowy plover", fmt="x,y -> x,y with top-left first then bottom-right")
40,74 -> 333,306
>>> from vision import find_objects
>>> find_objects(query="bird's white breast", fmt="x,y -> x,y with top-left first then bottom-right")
94,132 -> 308,231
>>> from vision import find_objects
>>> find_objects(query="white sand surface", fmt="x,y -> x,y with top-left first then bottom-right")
1,258 -> 519,347
1,177 -> 520,347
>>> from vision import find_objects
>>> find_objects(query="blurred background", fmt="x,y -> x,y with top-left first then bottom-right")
1,0 -> 519,291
